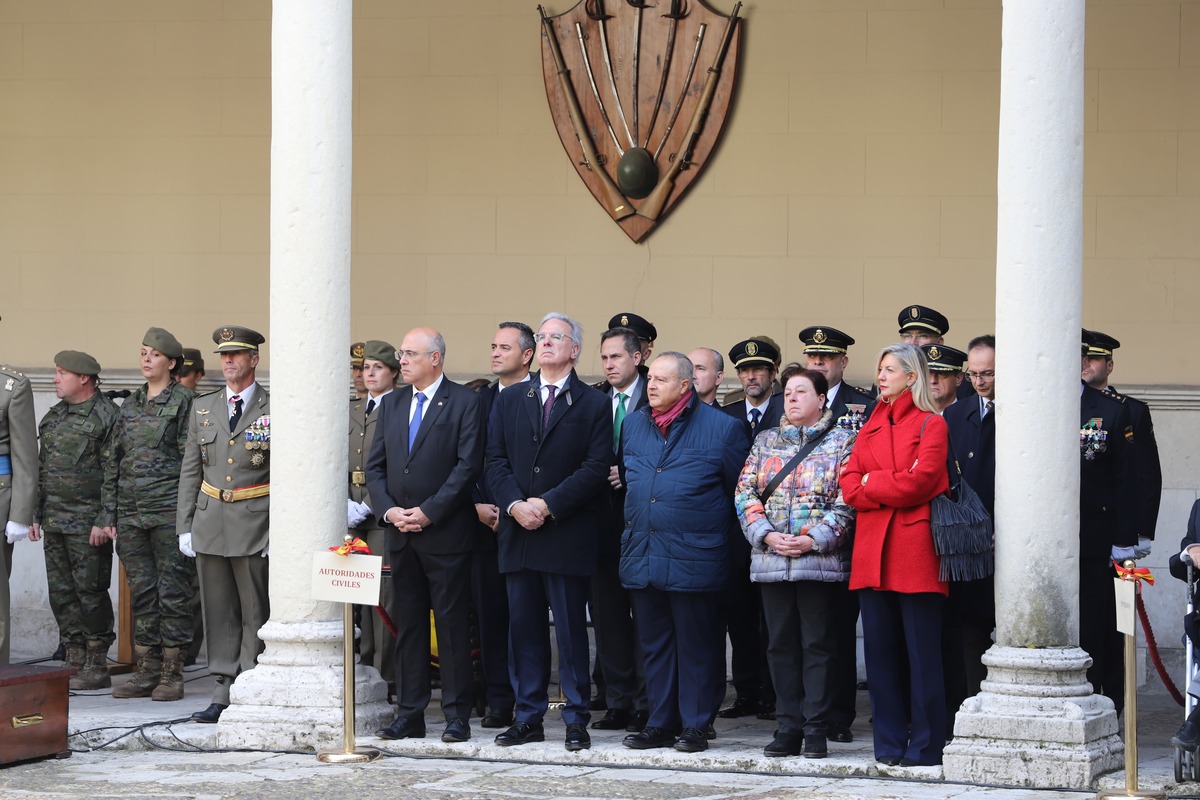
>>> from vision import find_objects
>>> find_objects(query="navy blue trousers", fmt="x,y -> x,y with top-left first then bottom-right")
505,569 -> 591,726
630,587 -> 725,732
859,588 -> 946,766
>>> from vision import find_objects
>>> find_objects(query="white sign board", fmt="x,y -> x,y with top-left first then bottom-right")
1113,577 -> 1136,637
312,551 -> 383,606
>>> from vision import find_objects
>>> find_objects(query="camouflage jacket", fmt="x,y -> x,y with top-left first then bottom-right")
103,381 -> 193,529
36,391 -> 120,534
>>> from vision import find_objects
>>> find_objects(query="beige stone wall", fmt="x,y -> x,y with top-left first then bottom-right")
0,0 -> 1196,387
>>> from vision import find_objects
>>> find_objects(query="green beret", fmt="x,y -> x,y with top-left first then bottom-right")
54,350 -> 101,376
212,325 -> 266,353
143,327 -> 184,359
363,340 -> 399,371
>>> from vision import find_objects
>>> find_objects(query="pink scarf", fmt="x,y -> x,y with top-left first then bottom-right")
651,390 -> 693,435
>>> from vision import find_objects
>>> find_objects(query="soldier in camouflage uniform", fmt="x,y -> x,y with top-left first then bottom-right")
102,328 -> 195,701
30,351 -> 120,689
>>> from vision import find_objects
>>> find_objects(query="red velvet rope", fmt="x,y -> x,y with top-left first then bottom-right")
1138,592 -> 1185,707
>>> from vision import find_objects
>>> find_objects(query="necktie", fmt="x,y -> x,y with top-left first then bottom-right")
984,400 -> 994,417
366,398 -> 376,417
408,392 -> 426,449
749,407 -> 762,431
542,384 -> 558,429
613,392 -> 628,451
229,395 -> 243,432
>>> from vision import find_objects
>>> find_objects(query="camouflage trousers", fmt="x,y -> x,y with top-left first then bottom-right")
115,523 -> 196,648
42,531 -> 115,647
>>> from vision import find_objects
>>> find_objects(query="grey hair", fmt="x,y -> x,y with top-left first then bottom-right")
876,342 -> 937,413
655,351 -> 694,384
703,347 -> 724,372
540,312 -> 584,362
431,331 -> 447,359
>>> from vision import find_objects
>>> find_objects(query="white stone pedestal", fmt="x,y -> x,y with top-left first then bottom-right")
943,646 -> 1123,787
216,619 -> 392,751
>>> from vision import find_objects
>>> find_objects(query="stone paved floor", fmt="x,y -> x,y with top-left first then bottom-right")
0,655 -> 1196,799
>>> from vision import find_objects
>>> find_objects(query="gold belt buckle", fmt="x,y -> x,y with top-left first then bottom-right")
221,489 -> 234,503
351,470 -> 366,486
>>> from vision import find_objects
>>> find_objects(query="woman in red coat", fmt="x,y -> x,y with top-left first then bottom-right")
840,342 -> 949,767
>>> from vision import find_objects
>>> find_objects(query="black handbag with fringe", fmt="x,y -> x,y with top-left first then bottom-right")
921,416 -> 994,582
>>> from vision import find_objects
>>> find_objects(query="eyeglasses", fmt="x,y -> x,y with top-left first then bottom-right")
534,332 -> 573,344
965,370 -> 995,382
398,350 -> 433,360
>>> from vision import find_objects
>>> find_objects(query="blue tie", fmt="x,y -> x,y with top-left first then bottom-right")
408,392 -> 426,450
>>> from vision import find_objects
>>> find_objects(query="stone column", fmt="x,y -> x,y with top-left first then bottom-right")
942,0 -> 1122,788
217,0 -> 391,751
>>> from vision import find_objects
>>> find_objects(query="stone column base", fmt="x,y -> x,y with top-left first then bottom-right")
942,645 -> 1122,788
215,619 -> 393,752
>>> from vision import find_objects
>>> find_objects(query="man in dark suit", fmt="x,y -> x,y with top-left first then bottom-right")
799,324 -> 873,742
590,326 -> 649,732
1082,329 -> 1162,545
366,327 -> 485,744
942,335 -> 997,718
688,348 -> 726,408
486,312 -> 611,752
1078,331 -> 1138,713
471,321 -> 535,729
717,337 -> 783,720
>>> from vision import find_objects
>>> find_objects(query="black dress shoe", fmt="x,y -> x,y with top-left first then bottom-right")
756,702 -> 777,721
828,726 -> 853,743
674,727 -> 708,753
565,723 -> 591,751
494,721 -> 545,747
1173,720 -> 1200,750
588,695 -> 608,711
705,723 -> 716,740
376,717 -> 426,740
802,732 -> 827,759
764,731 -> 803,757
625,710 -> 650,733
876,755 -> 902,766
191,703 -> 228,724
481,710 -> 513,729
623,726 -> 677,749
441,717 -> 470,743
715,697 -> 760,718
591,708 -> 632,730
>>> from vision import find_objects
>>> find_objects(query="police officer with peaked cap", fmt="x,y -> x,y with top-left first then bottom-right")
608,313 -> 656,374
921,343 -> 967,414
898,305 -> 975,400
798,324 -> 872,742
1082,329 -> 1161,543
0,313 -> 37,665
177,325 -> 271,723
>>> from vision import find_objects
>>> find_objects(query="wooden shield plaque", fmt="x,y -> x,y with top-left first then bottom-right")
539,0 -> 743,243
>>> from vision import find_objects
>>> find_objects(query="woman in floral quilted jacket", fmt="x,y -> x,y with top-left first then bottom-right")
734,364 -> 857,760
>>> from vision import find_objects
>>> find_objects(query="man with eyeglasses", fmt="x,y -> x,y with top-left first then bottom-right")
366,328 -> 486,745
486,312 -> 612,752
942,334 -> 998,718
898,305 -> 975,400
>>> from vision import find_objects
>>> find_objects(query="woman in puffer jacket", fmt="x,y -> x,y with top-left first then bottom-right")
734,364 -> 856,760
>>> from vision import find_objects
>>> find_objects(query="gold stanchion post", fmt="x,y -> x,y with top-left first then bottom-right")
317,600 -> 381,763
1096,560 -> 1164,799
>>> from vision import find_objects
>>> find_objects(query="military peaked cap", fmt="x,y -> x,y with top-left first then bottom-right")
921,343 -> 967,373
608,312 -> 657,343
898,305 -> 950,336
728,338 -> 779,369
212,325 -> 265,353
799,326 -> 855,355
1083,329 -> 1120,358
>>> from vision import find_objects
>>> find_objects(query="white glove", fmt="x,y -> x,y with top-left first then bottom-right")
1134,537 -> 1152,560
5,521 -> 30,544
178,532 -> 196,558
347,499 -> 371,528
261,544 -> 269,558
1111,545 -> 1138,563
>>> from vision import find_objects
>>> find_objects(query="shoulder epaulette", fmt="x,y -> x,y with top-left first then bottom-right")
197,387 -> 224,398
0,364 -> 25,378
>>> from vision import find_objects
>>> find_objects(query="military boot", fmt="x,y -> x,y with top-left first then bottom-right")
151,647 -> 187,701
70,640 -> 112,690
64,642 -> 85,669
112,645 -> 162,698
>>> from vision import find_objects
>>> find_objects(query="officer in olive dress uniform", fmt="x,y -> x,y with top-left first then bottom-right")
898,305 -> 975,401
177,326 -> 271,723
348,340 -> 400,687
351,342 -> 367,401
0,324 -> 37,665
799,325 -> 874,742
1082,330 -> 1162,544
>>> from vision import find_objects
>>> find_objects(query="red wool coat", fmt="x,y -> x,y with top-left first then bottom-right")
840,390 -> 950,595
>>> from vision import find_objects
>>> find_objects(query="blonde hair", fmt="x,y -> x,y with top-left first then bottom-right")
877,342 -> 938,413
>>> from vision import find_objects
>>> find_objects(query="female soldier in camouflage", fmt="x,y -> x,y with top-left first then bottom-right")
102,328 -> 195,701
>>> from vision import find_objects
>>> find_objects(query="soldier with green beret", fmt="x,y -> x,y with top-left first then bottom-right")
31,350 -> 120,688
348,340 -> 401,687
177,325 -> 270,723
0,315 -> 38,665
103,327 -> 195,701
